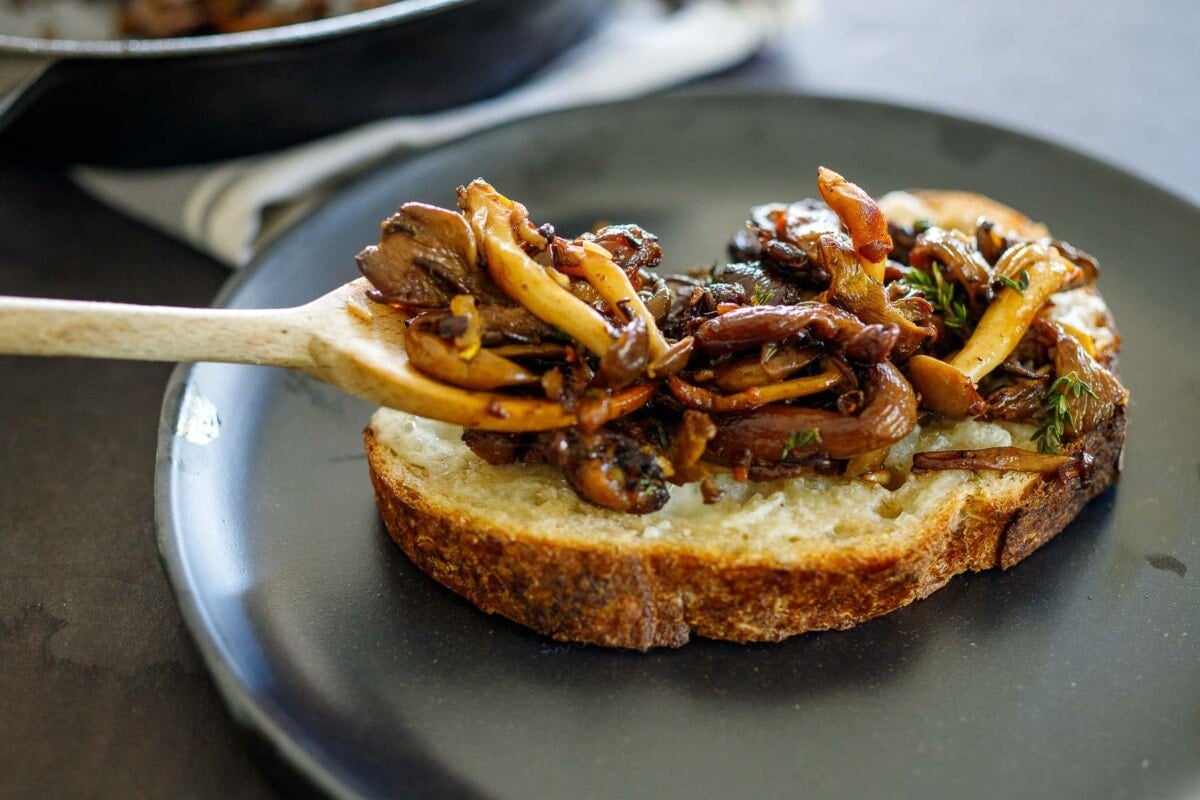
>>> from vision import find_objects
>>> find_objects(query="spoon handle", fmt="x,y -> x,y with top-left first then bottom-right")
0,295 -> 311,368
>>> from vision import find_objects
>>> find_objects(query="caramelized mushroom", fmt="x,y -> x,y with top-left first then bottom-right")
705,361 -> 918,463
667,361 -> 843,413
984,376 -> 1051,422
459,180 -> 617,357
712,344 -> 820,392
357,173 -> 1118,514
1050,325 -> 1128,437
592,317 -> 651,390
669,410 -> 717,485
817,234 -> 935,359
553,237 -> 669,360
575,382 -> 659,431
403,316 -> 539,390
817,166 -> 893,281
693,301 -> 900,363
357,202 -> 497,308
588,224 -> 663,288
912,447 -> 1089,481
548,429 -> 670,514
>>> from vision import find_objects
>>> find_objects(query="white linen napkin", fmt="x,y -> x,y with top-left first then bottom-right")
72,0 -> 794,267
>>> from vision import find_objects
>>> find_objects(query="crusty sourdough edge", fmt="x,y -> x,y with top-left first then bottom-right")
363,407 -> 1125,650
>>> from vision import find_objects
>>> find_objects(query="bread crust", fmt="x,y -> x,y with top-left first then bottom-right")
364,407 -> 1125,650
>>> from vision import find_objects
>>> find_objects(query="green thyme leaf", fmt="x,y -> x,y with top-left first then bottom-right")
1032,371 -> 1096,454
903,263 -> 970,330
944,296 -> 971,329
750,283 -> 773,306
997,269 -> 1031,294
782,428 -> 823,460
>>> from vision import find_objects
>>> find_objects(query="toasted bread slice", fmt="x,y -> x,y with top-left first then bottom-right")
361,184 -> 1126,650
364,402 -> 1124,650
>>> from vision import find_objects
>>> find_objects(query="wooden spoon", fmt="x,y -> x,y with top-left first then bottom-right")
0,278 -> 574,431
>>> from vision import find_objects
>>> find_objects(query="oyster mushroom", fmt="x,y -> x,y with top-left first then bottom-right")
705,361 -> 918,464
459,180 -> 617,357
357,201 -> 500,308
711,344 -> 820,392
1050,325 -> 1129,438
912,447 -> 1089,480
817,166 -> 893,282
667,361 -> 844,413
816,234 -> 935,359
547,428 -> 671,514
692,301 -> 900,363
553,237 -> 670,361
403,314 -> 539,390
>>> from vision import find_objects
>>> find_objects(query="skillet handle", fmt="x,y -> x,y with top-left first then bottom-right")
0,55 -> 56,126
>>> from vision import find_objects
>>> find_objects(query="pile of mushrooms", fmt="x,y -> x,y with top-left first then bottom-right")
356,171 -> 1127,513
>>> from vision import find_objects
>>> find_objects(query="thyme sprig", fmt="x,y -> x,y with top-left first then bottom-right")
997,269 -> 1031,295
750,283 -> 773,306
1032,371 -> 1097,454
782,428 -> 823,460
902,264 -> 971,329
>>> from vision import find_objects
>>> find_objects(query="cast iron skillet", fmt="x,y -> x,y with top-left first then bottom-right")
0,0 -> 603,166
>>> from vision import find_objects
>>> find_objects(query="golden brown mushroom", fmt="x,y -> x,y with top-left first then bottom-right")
458,180 -> 617,357
553,237 -> 670,361
817,166 -> 893,282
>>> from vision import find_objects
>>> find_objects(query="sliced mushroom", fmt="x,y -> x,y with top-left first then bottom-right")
357,201 -> 500,308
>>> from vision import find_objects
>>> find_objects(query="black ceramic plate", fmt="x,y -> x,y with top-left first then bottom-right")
157,93 -> 1200,800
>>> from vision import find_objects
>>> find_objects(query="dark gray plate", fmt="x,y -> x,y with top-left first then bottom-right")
157,93 -> 1200,800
